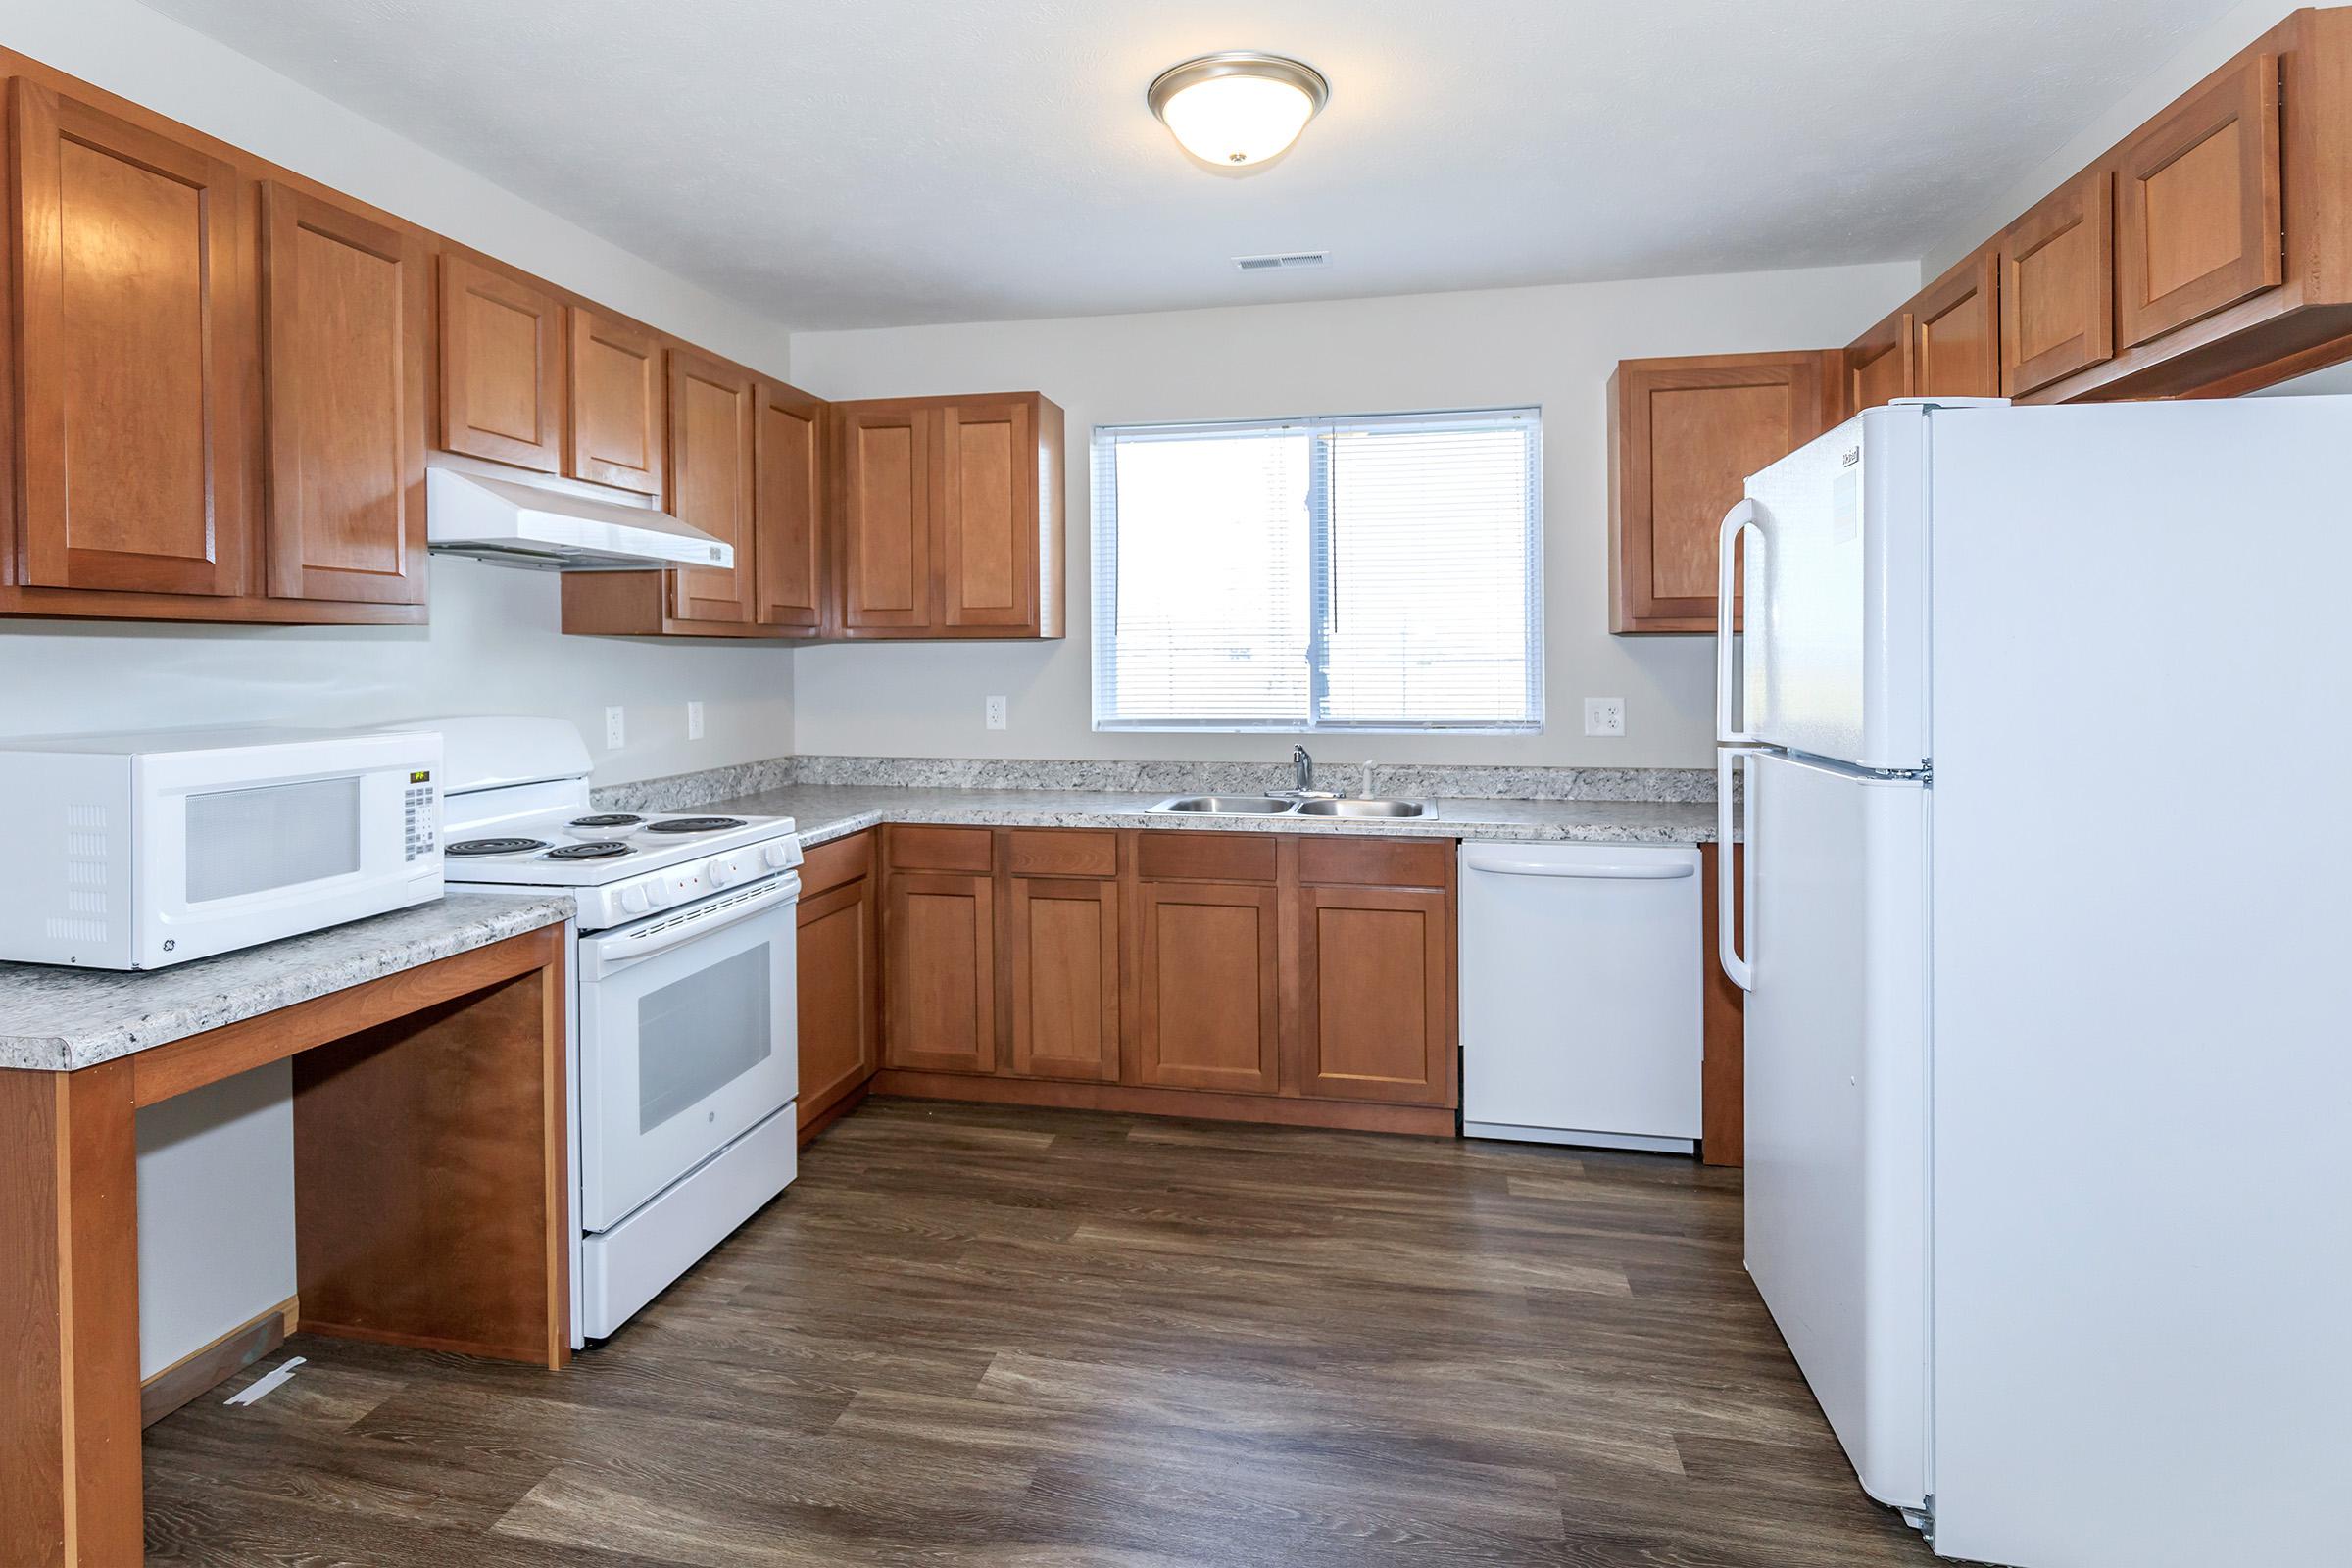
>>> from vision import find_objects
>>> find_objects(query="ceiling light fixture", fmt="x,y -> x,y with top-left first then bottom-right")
1148,52 -> 1330,168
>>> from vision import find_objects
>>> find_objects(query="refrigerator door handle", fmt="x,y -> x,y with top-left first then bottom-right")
1716,498 -> 1759,744
1717,747 -> 1756,991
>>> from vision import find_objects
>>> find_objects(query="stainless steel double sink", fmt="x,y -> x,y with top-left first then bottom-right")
1147,795 -> 1438,820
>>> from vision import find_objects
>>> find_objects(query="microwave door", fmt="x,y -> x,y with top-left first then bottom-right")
575,882 -> 799,1233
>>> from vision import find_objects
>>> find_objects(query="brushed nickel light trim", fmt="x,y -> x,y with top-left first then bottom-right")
1148,52 -> 1331,166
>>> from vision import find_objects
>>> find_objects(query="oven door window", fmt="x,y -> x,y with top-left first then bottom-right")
577,892 -> 799,1232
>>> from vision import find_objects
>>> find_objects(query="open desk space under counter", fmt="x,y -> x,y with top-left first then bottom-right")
0,893 -> 574,1566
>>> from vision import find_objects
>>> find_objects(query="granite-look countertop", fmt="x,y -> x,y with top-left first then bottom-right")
0,893 -> 574,1073
693,783 -> 1729,851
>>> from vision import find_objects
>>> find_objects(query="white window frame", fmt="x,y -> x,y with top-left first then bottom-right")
1091,406 -> 1544,735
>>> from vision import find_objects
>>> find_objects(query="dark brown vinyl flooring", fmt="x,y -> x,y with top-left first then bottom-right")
144,1098 -> 1936,1566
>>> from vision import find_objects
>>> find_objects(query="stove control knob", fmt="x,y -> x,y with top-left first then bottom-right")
643,879 -> 672,909
706,855 -> 740,889
761,843 -> 794,869
618,885 -> 650,917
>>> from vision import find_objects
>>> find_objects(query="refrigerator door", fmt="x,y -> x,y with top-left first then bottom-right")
1739,402 -> 1935,771
1742,749 -> 1928,1511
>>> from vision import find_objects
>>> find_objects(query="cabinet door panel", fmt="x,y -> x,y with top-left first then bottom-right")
884,872 -> 995,1073
756,382 -> 823,629
567,308 -> 664,496
798,876 -> 878,1130
666,350 -> 757,624
2001,172 -> 2116,396
1134,882 -> 1280,1094
939,399 -> 1036,629
1913,253 -> 2001,398
2116,54 -> 2282,349
437,254 -> 562,472
840,405 -> 932,629
1293,888 -> 1452,1105
1845,315 -> 1914,415
12,82 -> 252,597
1007,878 -> 1119,1082
260,182 -> 428,605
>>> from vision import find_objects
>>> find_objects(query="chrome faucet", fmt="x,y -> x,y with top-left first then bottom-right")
1292,744 -> 1314,795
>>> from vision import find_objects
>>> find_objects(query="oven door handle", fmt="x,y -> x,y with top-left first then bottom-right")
582,873 -> 799,978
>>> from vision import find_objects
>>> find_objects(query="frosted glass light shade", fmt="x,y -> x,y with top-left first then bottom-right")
1149,54 -> 1330,168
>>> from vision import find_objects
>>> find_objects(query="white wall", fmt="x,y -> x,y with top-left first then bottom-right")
790,264 -> 1917,770
1920,0 -> 2293,280
0,0 -> 800,786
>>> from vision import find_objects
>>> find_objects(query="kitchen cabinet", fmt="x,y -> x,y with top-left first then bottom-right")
8,81 -> 254,600
2114,52 -> 2282,350
437,253 -> 564,473
259,181 -> 430,606
1005,876 -> 1121,1082
1133,879 -> 1282,1094
1843,311 -> 1914,414
1292,883 -> 1451,1104
1912,251 -> 2002,398
881,826 -> 998,1074
665,349 -> 760,625
755,380 -> 825,630
832,393 -> 1066,640
1999,171 -> 2116,396
796,833 -> 879,1137
1607,351 -> 1839,634
566,306 -> 665,496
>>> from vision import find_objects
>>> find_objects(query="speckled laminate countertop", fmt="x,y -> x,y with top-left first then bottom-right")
0,893 -> 574,1072
692,783 -> 1729,851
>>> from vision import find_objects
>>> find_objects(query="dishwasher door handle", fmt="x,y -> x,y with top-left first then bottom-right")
1460,851 -> 1696,879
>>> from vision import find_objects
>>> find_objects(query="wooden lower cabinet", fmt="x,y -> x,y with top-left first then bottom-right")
1005,877 -> 1120,1082
795,835 -> 879,1136
1292,885 -> 1452,1104
1132,880 -> 1282,1094
882,869 -> 996,1074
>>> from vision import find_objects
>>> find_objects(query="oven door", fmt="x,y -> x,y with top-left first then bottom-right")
576,874 -> 799,1232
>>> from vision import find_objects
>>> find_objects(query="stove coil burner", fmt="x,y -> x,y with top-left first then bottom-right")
568,813 -> 643,829
644,816 -> 747,834
546,841 -> 631,860
447,837 -> 549,858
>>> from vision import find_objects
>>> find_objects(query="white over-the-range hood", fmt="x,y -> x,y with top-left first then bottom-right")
425,464 -> 732,571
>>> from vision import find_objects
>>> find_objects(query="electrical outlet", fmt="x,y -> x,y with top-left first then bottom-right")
687,701 -> 705,741
605,706 -> 626,749
1584,697 -> 1625,737
985,695 -> 1008,731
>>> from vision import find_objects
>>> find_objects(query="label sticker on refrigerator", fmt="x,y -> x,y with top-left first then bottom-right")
1832,462 -> 1862,544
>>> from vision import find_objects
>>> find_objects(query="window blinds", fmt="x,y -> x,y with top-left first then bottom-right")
1092,408 -> 1543,732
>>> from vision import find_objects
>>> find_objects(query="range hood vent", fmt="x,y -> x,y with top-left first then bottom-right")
425,465 -> 732,572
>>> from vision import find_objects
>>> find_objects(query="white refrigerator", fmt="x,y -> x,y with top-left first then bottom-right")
1716,397 -> 2351,1567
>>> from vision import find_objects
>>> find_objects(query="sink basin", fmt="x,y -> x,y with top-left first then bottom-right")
1292,798 -> 1436,818
1150,795 -> 1299,814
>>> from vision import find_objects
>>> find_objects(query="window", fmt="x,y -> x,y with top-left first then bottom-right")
1091,408 -> 1544,733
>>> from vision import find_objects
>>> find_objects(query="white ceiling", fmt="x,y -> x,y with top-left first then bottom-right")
142,0 -> 2241,331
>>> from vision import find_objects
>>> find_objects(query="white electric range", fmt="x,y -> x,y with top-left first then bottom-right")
407,717 -> 804,1342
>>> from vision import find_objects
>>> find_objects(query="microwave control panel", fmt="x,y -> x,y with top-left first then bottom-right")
404,772 -> 438,861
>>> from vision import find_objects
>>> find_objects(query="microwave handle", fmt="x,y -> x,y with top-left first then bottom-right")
583,873 -> 799,976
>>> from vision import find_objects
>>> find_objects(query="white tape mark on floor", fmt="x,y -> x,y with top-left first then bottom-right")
223,1356 -> 306,1407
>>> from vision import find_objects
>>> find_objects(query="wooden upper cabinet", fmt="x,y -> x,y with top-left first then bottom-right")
938,398 -> 1037,631
837,402 -> 934,631
10,81 -> 254,598
437,253 -> 563,473
258,182 -> 429,606
1607,351 -> 1837,634
665,349 -> 758,624
1132,880 -> 1281,1095
1912,252 -> 2002,398
1005,877 -> 1120,1083
755,381 -> 824,630
1291,886 -> 1453,1105
2000,171 -> 2116,396
566,307 -> 664,496
1844,311 -> 1914,415
883,870 -> 997,1074
2115,53 -> 2282,350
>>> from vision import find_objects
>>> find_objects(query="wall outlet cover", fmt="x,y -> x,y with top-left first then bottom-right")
1584,697 -> 1625,737
605,706 -> 625,749
687,701 -> 705,741
986,696 -> 1008,731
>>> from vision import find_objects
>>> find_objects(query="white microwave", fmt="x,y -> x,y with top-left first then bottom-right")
0,726 -> 445,970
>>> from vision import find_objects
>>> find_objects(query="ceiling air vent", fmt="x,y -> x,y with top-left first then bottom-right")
1234,250 -> 1330,272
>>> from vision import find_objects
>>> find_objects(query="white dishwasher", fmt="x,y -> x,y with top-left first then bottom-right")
1458,841 -> 1703,1153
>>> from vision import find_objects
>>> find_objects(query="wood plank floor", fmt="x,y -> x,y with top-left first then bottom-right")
144,1098 -> 1936,1566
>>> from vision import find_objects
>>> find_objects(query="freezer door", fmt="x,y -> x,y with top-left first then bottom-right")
1739,403 -> 1933,770
1742,751 -> 1928,1510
